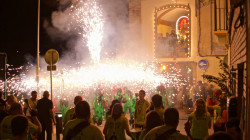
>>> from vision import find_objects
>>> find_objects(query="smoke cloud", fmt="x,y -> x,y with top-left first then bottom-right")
42,0 -> 143,64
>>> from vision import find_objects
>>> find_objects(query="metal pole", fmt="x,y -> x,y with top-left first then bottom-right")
0,53 -> 7,99
4,53 -> 6,99
36,0 -> 40,94
50,52 -> 53,101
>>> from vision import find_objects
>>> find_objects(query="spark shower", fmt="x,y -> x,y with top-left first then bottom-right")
1,0 -> 188,103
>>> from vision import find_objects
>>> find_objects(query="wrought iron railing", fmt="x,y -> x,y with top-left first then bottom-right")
214,0 -> 228,31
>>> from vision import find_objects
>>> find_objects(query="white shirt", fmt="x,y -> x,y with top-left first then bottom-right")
24,98 -> 37,116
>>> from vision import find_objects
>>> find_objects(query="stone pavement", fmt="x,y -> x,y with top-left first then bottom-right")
52,107 -> 214,140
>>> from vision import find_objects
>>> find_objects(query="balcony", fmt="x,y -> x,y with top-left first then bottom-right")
214,0 -> 229,36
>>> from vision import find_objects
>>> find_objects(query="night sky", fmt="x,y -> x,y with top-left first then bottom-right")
0,0 -> 59,66
0,0 -> 128,67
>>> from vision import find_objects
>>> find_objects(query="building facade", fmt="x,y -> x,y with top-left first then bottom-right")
228,0 -> 249,139
129,0 -> 227,85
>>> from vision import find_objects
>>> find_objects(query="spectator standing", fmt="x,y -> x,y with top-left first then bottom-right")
151,94 -> 165,122
106,99 -> 120,119
188,98 -> 211,140
139,111 -> 162,140
0,102 -> 8,123
205,131 -> 233,140
194,81 -> 206,100
37,91 -> 56,140
207,91 -> 225,132
10,116 -> 29,140
6,95 -> 18,110
0,91 -> 6,109
170,33 -> 177,57
134,90 -> 150,128
103,103 -> 135,140
63,96 -> 83,126
187,82 -> 194,108
206,84 -> 214,98
24,91 -> 38,117
164,33 -> 170,54
226,118 -> 242,140
63,101 -> 104,140
0,91 -> 8,124
143,108 -> 188,140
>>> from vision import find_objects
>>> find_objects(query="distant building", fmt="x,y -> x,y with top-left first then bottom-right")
128,0 -> 228,84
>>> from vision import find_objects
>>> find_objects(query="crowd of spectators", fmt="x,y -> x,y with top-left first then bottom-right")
0,88 -> 243,140
155,30 -> 189,58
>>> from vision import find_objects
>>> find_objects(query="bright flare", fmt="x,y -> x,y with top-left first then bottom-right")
73,0 -> 104,64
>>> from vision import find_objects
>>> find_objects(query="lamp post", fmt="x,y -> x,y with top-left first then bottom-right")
36,0 -> 40,94
0,53 -> 7,99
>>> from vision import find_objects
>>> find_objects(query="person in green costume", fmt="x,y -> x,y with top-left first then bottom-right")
114,88 -> 123,102
166,86 -> 177,107
129,93 -> 138,128
102,90 -> 111,120
92,90 -> 104,126
122,88 -> 133,115
121,88 -> 135,127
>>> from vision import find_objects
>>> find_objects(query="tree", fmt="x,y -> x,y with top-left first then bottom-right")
202,57 -> 232,97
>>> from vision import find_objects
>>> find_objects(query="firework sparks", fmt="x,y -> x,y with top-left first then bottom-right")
0,0 -> 190,109
68,0 -> 104,64
2,60 -> 186,97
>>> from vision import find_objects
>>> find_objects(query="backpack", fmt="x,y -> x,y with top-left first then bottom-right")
155,128 -> 177,140
65,121 -> 90,140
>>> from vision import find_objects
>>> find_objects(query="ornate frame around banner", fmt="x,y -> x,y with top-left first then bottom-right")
154,4 -> 191,59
